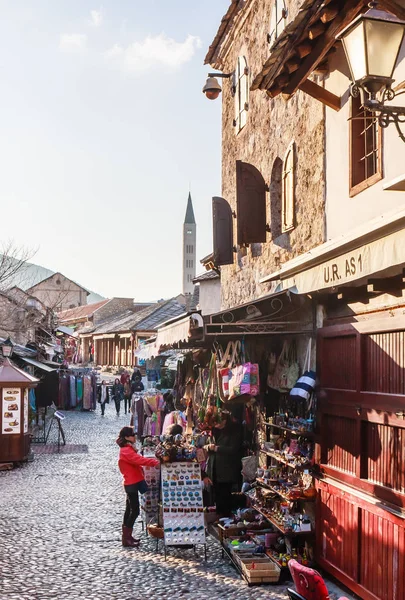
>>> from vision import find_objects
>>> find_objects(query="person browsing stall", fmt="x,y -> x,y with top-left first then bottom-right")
116,426 -> 160,548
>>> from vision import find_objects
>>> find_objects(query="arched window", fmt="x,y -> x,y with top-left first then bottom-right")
234,56 -> 249,133
282,141 -> 295,232
268,0 -> 287,48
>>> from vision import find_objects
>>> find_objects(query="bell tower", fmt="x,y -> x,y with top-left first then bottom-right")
183,193 -> 196,295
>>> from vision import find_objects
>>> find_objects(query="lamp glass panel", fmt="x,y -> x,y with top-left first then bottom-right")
342,21 -> 367,81
365,20 -> 405,78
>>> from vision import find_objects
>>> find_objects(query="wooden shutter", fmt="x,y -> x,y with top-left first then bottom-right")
234,56 -> 249,132
282,141 -> 295,232
212,196 -> 234,266
268,0 -> 287,47
236,160 -> 267,245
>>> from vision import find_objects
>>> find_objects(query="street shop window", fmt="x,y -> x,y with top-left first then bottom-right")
282,141 -> 295,233
350,95 -> 383,197
268,0 -> 287,47
234,56 -> 249,133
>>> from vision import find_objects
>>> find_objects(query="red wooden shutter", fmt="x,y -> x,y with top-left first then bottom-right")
236,160 -> 267,245
212,196 -> 234,266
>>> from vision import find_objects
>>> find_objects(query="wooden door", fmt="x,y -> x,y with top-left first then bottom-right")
316,316 -> 405,600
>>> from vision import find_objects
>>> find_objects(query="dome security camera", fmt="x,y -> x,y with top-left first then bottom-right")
202,76 -> 222,100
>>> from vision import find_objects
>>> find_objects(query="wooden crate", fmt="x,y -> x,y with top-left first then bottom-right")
239,557 -> 281,583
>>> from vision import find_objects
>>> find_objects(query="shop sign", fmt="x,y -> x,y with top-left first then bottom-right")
2,388 -> 21,434
280,228 -> 405,294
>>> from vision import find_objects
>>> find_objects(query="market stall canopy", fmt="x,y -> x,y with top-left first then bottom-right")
56,325 -> 76,337
204,290 -> 314,336
19,357 -> 57,373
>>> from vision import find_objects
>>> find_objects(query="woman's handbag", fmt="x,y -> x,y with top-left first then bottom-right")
290,339 -> 316,402
136,480 -> 149,494
241,454 -> 259,482
267,341 -> 299,391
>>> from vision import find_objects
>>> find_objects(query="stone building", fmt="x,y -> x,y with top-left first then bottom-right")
27,272 -> 89,312
206,1 -> 405,598
205,0 -> 325,309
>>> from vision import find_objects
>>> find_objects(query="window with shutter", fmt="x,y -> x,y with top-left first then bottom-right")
282,142 -> 295,233
212,196 -> 234,266
268,0 -> 287,48
350,95 -> 382,196
234,56 -> 249,133
236,161 -> 267,245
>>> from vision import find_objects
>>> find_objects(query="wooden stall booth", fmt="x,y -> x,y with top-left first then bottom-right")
0,358 -> 39,463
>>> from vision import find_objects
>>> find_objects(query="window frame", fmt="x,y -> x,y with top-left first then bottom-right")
268,0 -> 287,48
234,56 -> 249,134
281,141 -> 295,233
349,95 -> 383,198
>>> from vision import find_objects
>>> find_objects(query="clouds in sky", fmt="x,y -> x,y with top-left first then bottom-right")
59,33 -> 87,52
105,33 -> 202,74
90,8 -> 103,28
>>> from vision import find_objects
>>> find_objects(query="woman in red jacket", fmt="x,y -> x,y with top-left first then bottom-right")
116,426 -> 160,547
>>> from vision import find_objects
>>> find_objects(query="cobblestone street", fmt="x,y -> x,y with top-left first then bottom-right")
0,407 -> 354,600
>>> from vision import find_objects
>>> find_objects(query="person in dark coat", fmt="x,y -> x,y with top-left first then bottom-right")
131,376 -> 144,394
97,380 -> 109,416
205,411 -> 243,517
112,378 -> 124,416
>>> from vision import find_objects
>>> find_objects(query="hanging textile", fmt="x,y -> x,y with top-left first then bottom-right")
83,375 -> 92,410
69,375 -> 77,408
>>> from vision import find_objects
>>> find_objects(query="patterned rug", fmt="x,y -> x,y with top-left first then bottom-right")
32,444 -> 88,455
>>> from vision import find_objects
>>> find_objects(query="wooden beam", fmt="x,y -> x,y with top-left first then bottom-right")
285,58 -> 300,73
309,21 -> 326,40
283,0 -> 367,98
320,6 -> 339,23
297,42 -> 313,58
296,78 -> 341,111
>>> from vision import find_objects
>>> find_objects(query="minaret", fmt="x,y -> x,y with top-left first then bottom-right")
182,193 -> 196,295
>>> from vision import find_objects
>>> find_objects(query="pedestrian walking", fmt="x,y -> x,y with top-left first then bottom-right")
123,379 -> 131,415
116,426 -> 160,547
131,375 -> 144,394
97,380 -> 109,416
112,378 -> 124,416
120,370 -> 130,386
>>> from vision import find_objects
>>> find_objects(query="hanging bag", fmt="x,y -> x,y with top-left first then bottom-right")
290,338 -> 316,401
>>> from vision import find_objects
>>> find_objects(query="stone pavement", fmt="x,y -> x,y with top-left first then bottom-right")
0,405 -> 357,600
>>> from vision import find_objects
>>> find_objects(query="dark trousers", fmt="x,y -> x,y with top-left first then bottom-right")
101,402 -> 106,415
114,398 -> 121,414
124,397 -> 130,414
214,482 -> 233,517
123,489 -> 140,528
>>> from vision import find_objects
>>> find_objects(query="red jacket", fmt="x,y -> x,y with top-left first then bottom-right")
118,445 -> 159,486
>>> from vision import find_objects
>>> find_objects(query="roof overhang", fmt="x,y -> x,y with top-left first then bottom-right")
19,357 -> 57,373
204,290 -> 314,337
250,0 -> 405,105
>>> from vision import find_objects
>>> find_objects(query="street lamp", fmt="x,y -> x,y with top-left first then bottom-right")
338,4 -> 405,141
1,337 -> 14,358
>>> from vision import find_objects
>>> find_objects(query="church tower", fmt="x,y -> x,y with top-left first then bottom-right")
182,193 -> 196,295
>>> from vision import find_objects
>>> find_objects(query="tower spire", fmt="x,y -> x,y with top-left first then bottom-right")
184,192 -> 196,224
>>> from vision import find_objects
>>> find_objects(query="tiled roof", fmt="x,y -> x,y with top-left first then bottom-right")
204,0 -> 247,67
58,299 -> 110,323
89,299 -> 185,335
193,270 -> 220,283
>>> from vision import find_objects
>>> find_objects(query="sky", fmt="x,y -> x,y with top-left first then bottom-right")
0,0 -> 229,301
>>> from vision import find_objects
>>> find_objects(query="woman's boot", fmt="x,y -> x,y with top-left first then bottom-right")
122,525 -> 139,547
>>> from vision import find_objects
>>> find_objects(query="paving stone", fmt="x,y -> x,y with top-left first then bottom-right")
0,406 -> 356,600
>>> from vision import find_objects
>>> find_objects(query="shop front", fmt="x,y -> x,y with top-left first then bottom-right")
261,215 -> 405,599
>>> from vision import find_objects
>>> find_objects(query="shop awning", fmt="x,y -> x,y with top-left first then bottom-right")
204,290 -> 314,336
135,338 -> 158,360
156,313 -> 203,348
20,357 -> 57,372
260,209 -> 405,294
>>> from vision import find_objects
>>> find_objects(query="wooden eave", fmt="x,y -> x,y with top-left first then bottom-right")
251,0 -> 405,107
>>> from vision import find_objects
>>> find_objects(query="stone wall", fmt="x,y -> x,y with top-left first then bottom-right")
213,0 -> 325,309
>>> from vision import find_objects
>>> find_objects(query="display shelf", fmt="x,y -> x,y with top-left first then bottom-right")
264,422 -> 314,438
256,478 -> 315,503
260,449 -> 311,469
266,551 -> 314,570
251,504 -> 312,537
